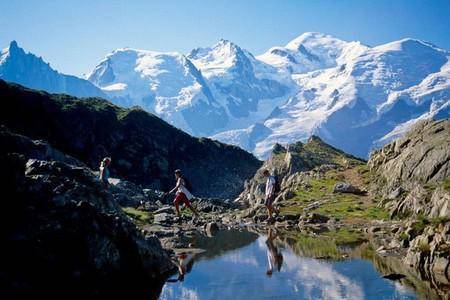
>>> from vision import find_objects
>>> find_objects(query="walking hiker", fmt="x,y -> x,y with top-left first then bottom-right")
263,169 -> 280,222
165,169 -> 199,218
99,157 -> 111,188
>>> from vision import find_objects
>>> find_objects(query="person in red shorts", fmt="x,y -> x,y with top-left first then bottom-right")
165,169 -> 199,218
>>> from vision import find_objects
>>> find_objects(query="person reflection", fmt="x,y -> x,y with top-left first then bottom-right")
168,252 -> 195,282
266,227 -> 283,277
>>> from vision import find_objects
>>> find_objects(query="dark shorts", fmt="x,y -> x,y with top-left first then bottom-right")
265,194 -> 275,206
174,192 -> 191,207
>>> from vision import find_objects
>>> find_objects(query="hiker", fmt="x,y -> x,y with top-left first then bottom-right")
263,169 -> 280,222
99,157 -> 111,188
165,169 -> 199,218
266,227 -> 283,276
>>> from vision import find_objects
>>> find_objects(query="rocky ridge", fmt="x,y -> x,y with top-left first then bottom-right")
0,126 -> 173,299
0,80 -> 261,199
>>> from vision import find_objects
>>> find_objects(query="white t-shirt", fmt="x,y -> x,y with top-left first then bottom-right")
177,178 -> 194,200
265,176 -> 275,197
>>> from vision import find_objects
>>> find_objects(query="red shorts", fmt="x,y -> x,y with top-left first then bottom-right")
173,192 -> 191,207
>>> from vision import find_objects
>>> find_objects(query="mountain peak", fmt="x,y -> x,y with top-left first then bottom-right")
374,38 -> 447,54
5,40 -> 25,56
213,38 -> 242,53
9,40 -> 19,50
285,32 -> 343,50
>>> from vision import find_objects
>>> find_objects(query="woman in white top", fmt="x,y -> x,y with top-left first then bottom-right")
166,169 -> 199,217
99,157 -> 111,188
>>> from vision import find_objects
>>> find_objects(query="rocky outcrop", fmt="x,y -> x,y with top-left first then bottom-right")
238,136 -> 364,206
404,221 -> 450,295
0,127 -> 173,298
0,80 -> 261,199
369,119 -> 449,219
368,119 -> 450,292
369,119 -> 449,200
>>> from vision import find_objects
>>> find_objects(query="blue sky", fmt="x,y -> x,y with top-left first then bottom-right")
1,0 -> 449,76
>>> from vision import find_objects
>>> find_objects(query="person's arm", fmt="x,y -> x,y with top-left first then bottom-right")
99,165 -> 105,180
168,178 -> 181,194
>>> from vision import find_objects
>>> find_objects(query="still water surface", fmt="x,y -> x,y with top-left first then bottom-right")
159,229 -> 421,300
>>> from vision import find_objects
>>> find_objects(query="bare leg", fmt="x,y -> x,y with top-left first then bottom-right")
174,202 -> 181,216
266,204 -> 273,219
186,203 -> 199,216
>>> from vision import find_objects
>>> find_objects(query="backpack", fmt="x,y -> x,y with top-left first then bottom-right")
273,175 -> 281,194
182,176 -> 193,193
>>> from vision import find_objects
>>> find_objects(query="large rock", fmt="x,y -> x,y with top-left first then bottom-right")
404,222 -> 450,290
369,119 -> 449,194
154,213 -> 173,224
429,187 -> 450,218
369,119 -> 450,219
333,182 -> 365,195
0,128 -> 173,298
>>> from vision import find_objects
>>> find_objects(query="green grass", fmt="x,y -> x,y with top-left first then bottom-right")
443,177 -> 450,192
313,200 -> 389,221
122,207 -> 153,226
430,216 -> 450,226
280,170 -> 389,222
281,228 -> 367,259
355,165 -> 373,186
418,240 -> 431,254
283,232 -> 342,259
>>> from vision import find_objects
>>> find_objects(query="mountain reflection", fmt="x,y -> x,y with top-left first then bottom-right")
159,230 -> 418,300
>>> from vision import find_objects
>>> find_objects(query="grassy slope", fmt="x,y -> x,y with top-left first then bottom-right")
280,166 -> 389,223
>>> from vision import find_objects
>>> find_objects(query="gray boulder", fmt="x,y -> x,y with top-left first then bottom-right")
333,182 -> 365,195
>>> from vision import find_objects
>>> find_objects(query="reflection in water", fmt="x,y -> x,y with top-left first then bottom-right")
168,252 -> 196,282
265,228 -> 283,276
159,229 -> 420,300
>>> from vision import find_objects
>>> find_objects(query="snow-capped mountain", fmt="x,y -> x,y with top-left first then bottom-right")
187,39 -> 295,130
88,40 -> 294,135
2,34 -> 449,159
0,41 -> 105,98
257,32 -> 368,74
215,35 -> 450,158
87,48 -> 227,135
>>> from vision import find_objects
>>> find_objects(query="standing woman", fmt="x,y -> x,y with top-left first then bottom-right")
99,157 -> 111,188
166,169 -> 199,218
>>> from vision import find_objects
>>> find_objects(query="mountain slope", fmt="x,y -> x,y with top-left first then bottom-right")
0,80 -> 261,198
87,48 -> 228,135
257,32 -> 368,73
217,35 -> 450,158
0,41 -> 106,98
188,39 -> 294,127
88,41 -> 294,136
